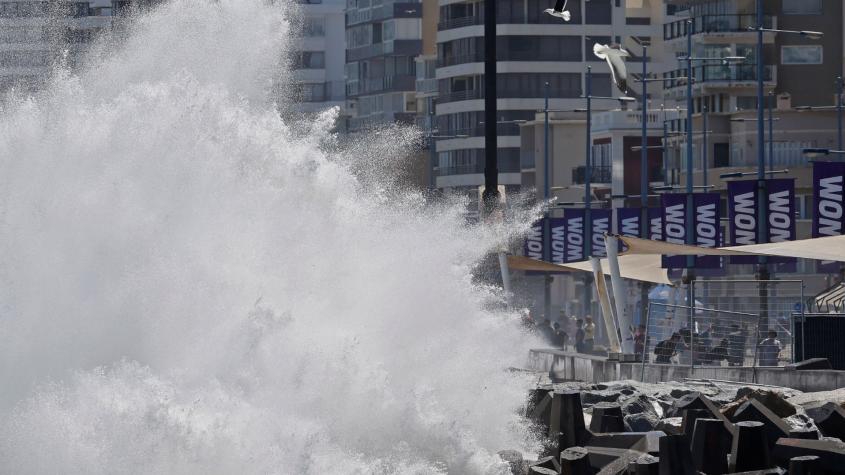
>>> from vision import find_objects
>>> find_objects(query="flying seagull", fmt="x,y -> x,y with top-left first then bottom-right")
543,0 -> 570,21
593,43 -> 631,95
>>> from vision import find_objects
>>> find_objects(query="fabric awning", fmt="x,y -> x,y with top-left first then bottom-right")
506,254 -> 672,285
616,234 -> 845,263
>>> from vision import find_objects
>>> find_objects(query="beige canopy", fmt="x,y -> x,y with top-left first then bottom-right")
616,234 -> 845,262
507,254 -> 672,285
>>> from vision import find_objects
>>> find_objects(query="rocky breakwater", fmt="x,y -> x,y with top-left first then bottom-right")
504,379 -> 845,474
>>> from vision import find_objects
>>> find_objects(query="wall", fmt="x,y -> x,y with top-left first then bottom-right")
527,348 -> 845,392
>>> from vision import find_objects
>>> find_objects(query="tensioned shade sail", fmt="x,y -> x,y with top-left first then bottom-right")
507,254 -> 672,285
615,234 -> 845,263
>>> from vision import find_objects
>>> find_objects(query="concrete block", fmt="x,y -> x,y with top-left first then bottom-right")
560,446 -> 594,475
590,403 -> 625,434
788,455 -> 820,475
632,454 -> 659,475
657,434 -> 695,475
730,421 -> 771,473
529,467 -> 558,475
531,456 -> 560,473
691,418 -> 731,475
805,402 -> 845,441
731,399 -> 790,451
497,450 -> 524,475
681,408 -> 711,437
773,438 -> 845,473
785,358 -> 832,371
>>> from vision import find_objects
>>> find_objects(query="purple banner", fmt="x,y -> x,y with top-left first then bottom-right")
693,192 -> 721,268
591,209 -> 612,258
648,207 -> 663,241
813,162 -> 845,272
727,180 -> 759,264
549,217 -> 566,264
661,193 -> 688,268
768,178 -> 796,270
617,208 -> 641,238
523,218 -> 545,260
564,208 -> 586,263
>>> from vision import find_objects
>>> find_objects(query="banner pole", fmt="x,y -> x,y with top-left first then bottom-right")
590,257 -> 621,354
606,235 -> 631,353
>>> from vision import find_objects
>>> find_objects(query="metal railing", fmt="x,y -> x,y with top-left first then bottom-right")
663,64 -> 774,85
664,14 -> 774,40
437,89 -> 483,104
437,15 -> 481,30
639,280 -> 804,381
437,52 -> 483,68
572,165 -> 611,184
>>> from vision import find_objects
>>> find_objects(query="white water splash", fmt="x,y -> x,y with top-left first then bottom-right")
0,0 -> 541,473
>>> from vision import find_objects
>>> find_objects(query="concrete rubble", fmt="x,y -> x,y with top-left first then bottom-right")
506,378 -> 845,474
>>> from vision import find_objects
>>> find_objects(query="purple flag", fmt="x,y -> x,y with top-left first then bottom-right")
693,193 -> 721,268
617,208 -> 641,238
648,207 -> 663,241
549,217 -> 566,264
727,180 -> 758,264
661,193 -> 687,268
767,178 -> 796,270
564,208 -> 586,263
813,162 -> 845,272
591,209 -> 612,258
523,218 -> 545,260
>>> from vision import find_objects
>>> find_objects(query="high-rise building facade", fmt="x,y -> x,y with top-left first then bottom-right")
0,0 -> 112,93
291,0 -> 347,114
344,0 -> 423,132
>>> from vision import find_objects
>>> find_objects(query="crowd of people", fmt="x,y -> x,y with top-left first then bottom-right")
524,310 -> 784,366
650,321 -> 783,367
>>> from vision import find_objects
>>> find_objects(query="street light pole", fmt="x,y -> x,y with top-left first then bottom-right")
482,0 -> 497,212
685,19 -> 695,321
543,82 -> 552,320
584,66 -> 593,320
755,0 -> 770,332
768,91 -> 774,177
639,46 -> 650,338
838,76 -> 843,151
703,105 -> 708,188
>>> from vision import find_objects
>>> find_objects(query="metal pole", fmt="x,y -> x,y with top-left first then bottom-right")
702,106 -> 708,188
838,76 -> 843,151
662,106 -> 669,186
584,67 -> 593,319
685,19 -> 695,328
543,82 -> 552,320
590,257 -> 621,353
639,46 -> 650,334
768,92 -> 774,177
756,0 -> 770,333
429,106 -> 436,190
607,235 -> 630,352
481,0 -> 498,213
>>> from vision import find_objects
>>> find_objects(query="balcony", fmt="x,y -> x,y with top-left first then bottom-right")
437,16 -> 482,30
664,14 -> 774,41
663,64 -> 774,88
437,52 -> 483,68
437,163 -> 484,176
437,88 -> 483,104
572,165 -> 611,184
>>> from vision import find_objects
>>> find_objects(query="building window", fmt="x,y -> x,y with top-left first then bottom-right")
302,17 -> 325,37
782,0 -> 821,15
714,143 -> 729,167
781,45 -> 823,65
293,51 -> 325,69
585,0 -> 611,24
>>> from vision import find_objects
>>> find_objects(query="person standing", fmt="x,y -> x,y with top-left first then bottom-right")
574,319 -> 586,353
584,316 -> 596,353
757,330 -> 782,367
633,324 -> 646,358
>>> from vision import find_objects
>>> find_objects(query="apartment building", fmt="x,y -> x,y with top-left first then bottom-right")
0,0 -> 111,93
344,0 -> 423,132
660,0 -> 843,293
435,0 -> 660,202
291,0 -> 347,115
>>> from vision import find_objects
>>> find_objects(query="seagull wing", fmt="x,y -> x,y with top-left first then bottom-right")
606,50 -> 630,94
593,43 -> 608,60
